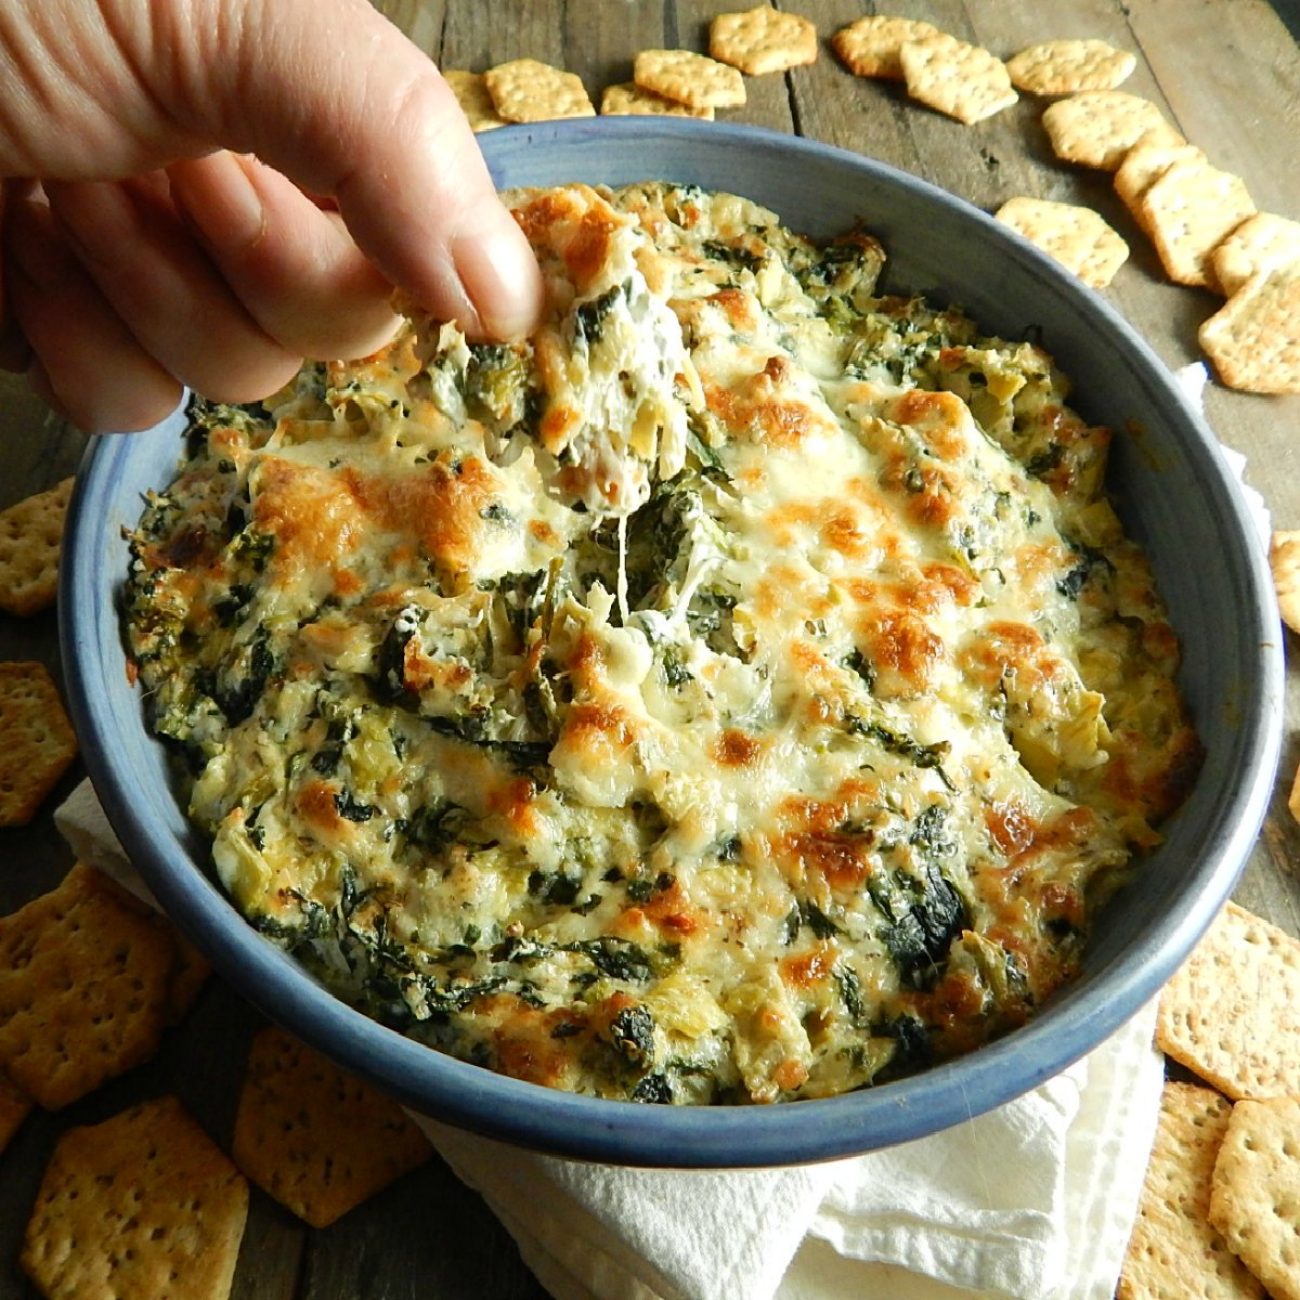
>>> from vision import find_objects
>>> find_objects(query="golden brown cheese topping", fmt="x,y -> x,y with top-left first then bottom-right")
124,182 -> 1200,1105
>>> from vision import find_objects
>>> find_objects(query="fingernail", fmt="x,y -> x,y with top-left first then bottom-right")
170,153 -> 267,248
452,209 -> 543,341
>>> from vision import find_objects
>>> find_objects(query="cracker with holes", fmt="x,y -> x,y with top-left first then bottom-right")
0,1072 -> 31,1156
1199,261 -> 1300,395
1114,138 -> 1206,230
899,34 -> 1017,125
1043,91 -> 1182,170
21,1095 -> 248,1300
0,477 -> 72,618
634,49 -> 746,110
1117,1081 -> 1264,1300
1005,38 -> 1136,96
232,1026 -> 432,1228
1139,158 -> 1256,289
1213,212 -> 1300,297
0,660 -> 78,828
710,5 -> 818,76
484,59 -> 595,123
600,82 -> 714,119
0,863 -> 177,1109
1157,901 -> 1300,1099
443,69 -> 506,133
830,15 -> 941,80
1270,530 -> 1300,635
995,197 -> 1129,288
1209,1096 -> 1300,1300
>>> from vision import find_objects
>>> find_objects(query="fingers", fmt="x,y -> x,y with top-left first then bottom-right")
166,152 -> 400,359
44,175 -> 303,405
3,197 -> 181,431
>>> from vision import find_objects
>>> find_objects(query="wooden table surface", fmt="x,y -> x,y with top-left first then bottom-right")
1,2 -> 1298,1296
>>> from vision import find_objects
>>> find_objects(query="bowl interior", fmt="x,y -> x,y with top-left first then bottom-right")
61,119 -> 1283,1167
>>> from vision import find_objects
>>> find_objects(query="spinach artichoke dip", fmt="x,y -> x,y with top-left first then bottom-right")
124,182 -> 1200,1105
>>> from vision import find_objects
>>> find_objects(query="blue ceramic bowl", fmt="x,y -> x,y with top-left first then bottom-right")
61,120 -> 1283,1167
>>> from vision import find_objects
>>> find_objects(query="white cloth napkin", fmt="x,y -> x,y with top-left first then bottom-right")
56,779 -> 1164,1300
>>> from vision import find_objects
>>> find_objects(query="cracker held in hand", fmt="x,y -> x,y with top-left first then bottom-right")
1139,158 -> 1256,289
0,476 -> 72,618
0,660 -> 78,828
1117,1081 -> 1264,1300
21,1096 -> 248,1300
442,69 -> 507,133
1157,900 -> 1300,1098
1005,38 -> 1137,95
232,1025 -> 433,1228
1199,261 -> 1300,395
0,863 -> 176,1109
710,6 -> 818,76
1043,91 -> 1182,170
635,49 -> 746,110
1209,1096 -> 1300,1300
484,59 -> 595,123
830,15 -> 941,79
600,82 -> 714,119
1213,212 -> 1300,297
900,34 -> 1018,125
995,197 -> 1129,288
0,1072 -> 31,1157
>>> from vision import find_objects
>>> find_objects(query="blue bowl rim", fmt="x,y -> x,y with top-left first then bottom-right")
60,117 -> 1284,1168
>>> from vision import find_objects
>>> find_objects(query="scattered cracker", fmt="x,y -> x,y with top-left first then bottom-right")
1114,137 -> 1206,230
1139,158 -> 1256,289
1290,762 -> 1300,825
600,82 -> 715,119
0,660 -> 78,828
995,196 -> 1129,288
0,477 -> 72,618
0,863 -> 176,1109
1117,1081 -> 1264,1300
1157,900 -> 1300,1099
21,1095 -> 248,1300
1270,530 -> 1300,635
1042,91 -> 1182,170
899,34 -> 1018,125
710,5 -> 818,76
1199,261 -> 1300,395
1210,1096 -> 1300,1300
0,1072 -> 31,1156
484,59 -> 595,124
1213,212 -> 1300,297
830,15 -> 942,80
232,1026 -> 433,1228
634,49 -> 747,110
442,69 -> 507,133
1005,38 -> 1137,96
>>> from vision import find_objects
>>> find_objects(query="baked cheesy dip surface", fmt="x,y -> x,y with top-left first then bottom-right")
125,182 -> 1200,1104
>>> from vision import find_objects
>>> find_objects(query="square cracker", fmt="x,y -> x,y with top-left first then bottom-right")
600,82 -> 714,119
1210,1096 -> 1300,1300
1114,137 -> 1206,230
21,1095 -> 248,1300
1270,530 -> 1300,636
1213,212 -> 1300,297
442,69 -> 506,133
1005,38 -> 1136,96
1139,158 -> 1256,288
634,49 -> 746,110
710,6 -> 818,76
900,34 -> 1017,125
1157,900 -> 1300,1098
0,1072 -> 31,1156
995,197 -> 1129,288
830,15 -> 941,80
1117,1081 -> 1264,1300
1199,261 -> 1300,395
0,476 -> 73,617
232,1025 -> 432,1228
484,59 -> 595,123
0,862 -> 176,1109
1043,91 -> 1182,170
0,660 -> 79,827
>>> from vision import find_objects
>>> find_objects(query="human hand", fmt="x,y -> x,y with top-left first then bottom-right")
0,0 -> 543,431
